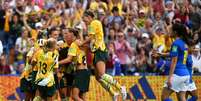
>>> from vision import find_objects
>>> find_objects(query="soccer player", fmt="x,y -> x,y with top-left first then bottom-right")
59,28 -> 90,101
58,28 -> 75,101
185,47 -> 198,101
20,47 -> 36,101
82,10 -> 127,101
161,22 -> 190,101
20,38 -> 46,101
32,38 -> 59,101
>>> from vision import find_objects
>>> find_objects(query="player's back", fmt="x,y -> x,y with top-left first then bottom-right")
170,39 -> 189,76
34,49 -> 59,86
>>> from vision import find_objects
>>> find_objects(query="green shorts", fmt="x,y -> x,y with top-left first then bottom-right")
37,85 -> 56,97
31,71 -> 38,90
93,49 -> 108,65
73,69 -> 91,93
60,73 -> 74,88
20,78 -> 33,93
54,74 -> 60,89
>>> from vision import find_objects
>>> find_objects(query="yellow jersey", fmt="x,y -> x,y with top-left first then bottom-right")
108,2 -> 122,15
20,47 -> 35,79
88,20 -> 106,52
33,49 -> 59,87
153,34 -> 166,49
68,42 -> 87,65
58,42 -> 75,73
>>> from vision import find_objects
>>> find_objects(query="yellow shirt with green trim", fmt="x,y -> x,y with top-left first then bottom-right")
68,42 -> 86,65
20,47 -> 35,79
33,49 -> 59,87
88,20 -> 106,52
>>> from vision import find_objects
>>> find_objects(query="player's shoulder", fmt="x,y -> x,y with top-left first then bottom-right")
53,49 -> 59,55
172,39 -> 183,46
70,41 -> 79,48
91,20 -> 102,26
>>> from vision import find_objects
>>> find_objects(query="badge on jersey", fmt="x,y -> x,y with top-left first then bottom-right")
88,26 -> 95,34
172,45 -> 177,52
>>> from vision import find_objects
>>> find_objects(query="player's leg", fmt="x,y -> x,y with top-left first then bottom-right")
33,89 -> 42,101
66,73 -> 74,101
161,87 -> 174,101
59,73 -> 69,101
94,50 -> 122,90
59,87 -> 67,101
187,90 -> 198,101
177,91 -> 186,101
72,87 -> 83,101
186,81 -> 198,101
94,50 -> 127,100
53,74 -> 60,101
79,92 -> 86,101
20,78 -> 32,101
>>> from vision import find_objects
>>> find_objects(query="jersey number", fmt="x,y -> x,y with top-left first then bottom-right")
82,56 -> 87,65
39,61 -> 48,74
183,50 -> 188,64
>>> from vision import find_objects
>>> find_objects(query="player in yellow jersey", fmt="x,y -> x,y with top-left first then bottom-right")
32,38 -> 59,101
58,28 -> 75,101
59,28 -> 90,101
20,38 -> 46,101
82,10 -> 127,101
20,47 -> 37,101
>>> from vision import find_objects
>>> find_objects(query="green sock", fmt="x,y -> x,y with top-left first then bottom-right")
101,74 -> 122,91
66,97 -> 69,101
61,96 -> 69,101
99,78 -> 116,96
33,96 -> 42,101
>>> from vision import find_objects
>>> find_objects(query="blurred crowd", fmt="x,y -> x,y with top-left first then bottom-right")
0,0 -> 201,76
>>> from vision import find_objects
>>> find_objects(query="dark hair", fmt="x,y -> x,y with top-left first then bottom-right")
49,27 -> 60,35
84,10 -> 95,18
172,22 -> 192,45
112,6 -> 119,13
45,39 -> 56,49
68,28 -> 79,38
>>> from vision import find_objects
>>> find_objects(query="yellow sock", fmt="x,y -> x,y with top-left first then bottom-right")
33,96 -> 42,101
101,74 -> 122,91
99,78 -> 116,96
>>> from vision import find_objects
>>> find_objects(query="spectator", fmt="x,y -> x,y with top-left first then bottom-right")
192,45 -> 201,74
152,0 -> 165,15
174,5 -> 189,24
135,47 -> 148,73
15,28 -> 29,64
106,41 -> 116,75
114,31 -> 133,75
164,0 -> 175,22
108,6 -> 124,28
106,28 -> 116,43
9,14 -> 23,47
188,3 -> 201,32
152,12 -> 166,33
136,9 -> 146,28
126,28 -> 138,51
140,18 -> 153,35
152,27 -> 166,53
0,54 -> 11,74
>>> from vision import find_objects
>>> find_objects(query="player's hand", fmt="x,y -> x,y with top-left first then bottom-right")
57,72 -> 63,81
167,75 -> 173,88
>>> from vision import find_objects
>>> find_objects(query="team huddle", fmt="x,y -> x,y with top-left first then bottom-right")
20,10 -> 127,101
